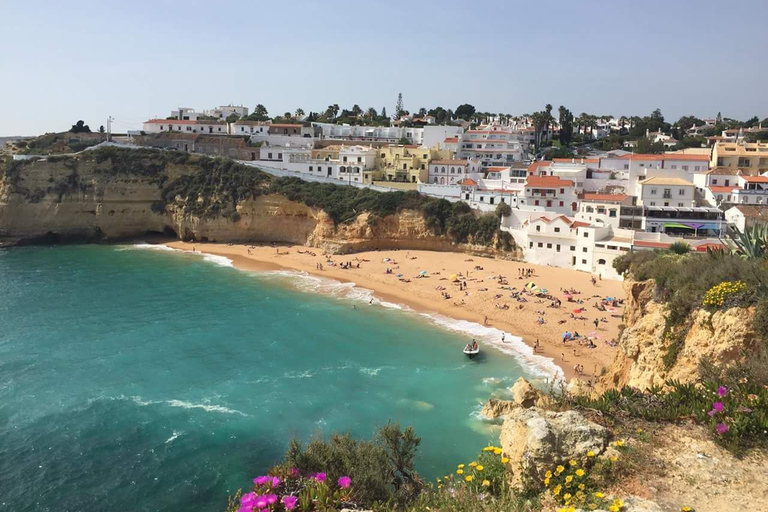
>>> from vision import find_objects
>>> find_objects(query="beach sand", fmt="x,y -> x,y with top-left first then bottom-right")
166,241 -> 625,382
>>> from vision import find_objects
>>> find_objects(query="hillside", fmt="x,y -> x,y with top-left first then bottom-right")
0,147 -> 516,255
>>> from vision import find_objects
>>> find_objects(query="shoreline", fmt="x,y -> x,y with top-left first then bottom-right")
161,241 -> 627,382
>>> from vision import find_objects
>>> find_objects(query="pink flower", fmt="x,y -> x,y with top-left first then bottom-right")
290,467 -> 300,478
715,423 -> 729,434
266,494 -> 278,505
254,496 -> 268,509
238,506 -> 253,512
282,495 -> 298,511
241,492 -> 256,506
338,476 -> 352,489
269,476 -> 280,488
253,476 -> 270,486
313,472 -> 327,482
712,402 -> 724,413
717,386 -> 728,397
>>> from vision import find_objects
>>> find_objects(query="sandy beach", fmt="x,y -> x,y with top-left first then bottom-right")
165,241 -> 626,382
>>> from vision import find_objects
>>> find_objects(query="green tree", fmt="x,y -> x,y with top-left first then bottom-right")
225,113 -> 240,123
394,93 -> 404,119
455,103 -> 476,121
248,104 -> 269,122
294,108 -> 305,118
70,120 -> 91,133
558,106 -> 574,146
98,125 -> 105,134
634,137 -> 665,154
495,201 -> 512,219
351,104 -> 363,117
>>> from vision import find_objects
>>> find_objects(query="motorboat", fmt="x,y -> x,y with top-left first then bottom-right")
463,343 -> 480,359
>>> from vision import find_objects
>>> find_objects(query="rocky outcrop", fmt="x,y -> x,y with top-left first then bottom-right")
510,376 -> 544,408
598,278 -> 768,391
499,407 -> 609,487
481,378 -> 547,419
481,398 -> 519,419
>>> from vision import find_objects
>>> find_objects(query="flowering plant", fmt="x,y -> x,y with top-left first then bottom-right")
544,452 -> 626,511
227,468 -> 353,512
696,381 -> 768,449
440,445 -> 509,497
702,280 -> 746,308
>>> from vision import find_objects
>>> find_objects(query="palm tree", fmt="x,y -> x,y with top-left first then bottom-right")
295,108 -> 305,119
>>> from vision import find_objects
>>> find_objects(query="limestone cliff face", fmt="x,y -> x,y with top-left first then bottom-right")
0,157 -> 512,257
598,278 -> 767,391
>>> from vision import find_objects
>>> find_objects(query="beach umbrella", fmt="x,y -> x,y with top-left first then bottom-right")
539,288 -> 548,294
573,308 -> 582,314
450,274 -> 459,281
526,282 -> 536,289
420,270 -> 428,276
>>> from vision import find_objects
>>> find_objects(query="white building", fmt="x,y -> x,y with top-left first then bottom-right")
638,177 -> 695,207
522,175 -> 579,215
203,104 -> 249,119
170,107 -> 199,121
427,159 -> 481,185
230,120 -> 270,137
142,119 -> 229,135
725,205 -> 768,232
575,194 -> 633,229
457,129 -> 523,168
312,122 -> 462,146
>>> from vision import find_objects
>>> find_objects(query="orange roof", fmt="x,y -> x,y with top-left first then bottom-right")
571,221 -> 591,228
634,240 -> 672,249
579,193 -> 629,202
487,166 -> 509,171
460,178 -> 478,186
526,176 -> 574,188
709,186 -> 736,193
742,176 -> 768,183
554,158 -> 599,164
618,153 -> 709,161
443,137 -> 459,143
527,161 -> 552,173
432,159 -> 468,166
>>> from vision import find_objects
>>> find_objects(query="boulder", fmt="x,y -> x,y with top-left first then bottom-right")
510,377 -> 543,407
567,377 -> 591,397
481,398 -> 519,419
500,407 -> 609,487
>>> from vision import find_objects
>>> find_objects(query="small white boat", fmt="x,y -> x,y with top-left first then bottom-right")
463,344 -> 480,359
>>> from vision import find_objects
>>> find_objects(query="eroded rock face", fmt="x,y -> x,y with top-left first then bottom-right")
510,377 -> 542,408
481,398 -> 519,419
499,407 -> 609,487
598,278 -> 768,392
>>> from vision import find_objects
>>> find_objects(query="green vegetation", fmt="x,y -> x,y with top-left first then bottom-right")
17,131 -> 102,155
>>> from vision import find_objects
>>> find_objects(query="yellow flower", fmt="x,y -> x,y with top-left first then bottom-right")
578,483 -> 586,490
609,506 -> 619,512
575,469 -> 585,477
501,457 -> 509,464
545,470 -> 553,478
564,493 -> 572,500
464,475 -> 473,482
456,469 -> 464,475
587,450 -> 595,457
565,475 -> 573,483
614,440 -> 625,447
556,465 -> 565,474
482,479 -> 490,487
569,459 -> 578,466
588,505 -> 598,511
469,461 -> 477,467
544,477 -> 551,486
457,464 -> 464,469
475,465 -> 484,471
637,428 -> 643,433
610,456 -> 618,463
594,492 -> 605,498
682,507 -> 692,512
493,448 -> 502,455
553,484 -> 562,496
613,499 -> 624,508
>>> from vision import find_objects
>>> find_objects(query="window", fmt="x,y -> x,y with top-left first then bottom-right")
712,179 -> 718,184
607,245 -> 617,250
650,188 -> 657,195
583,232 -> 589,238
678,202 -> 684,207
554,227 -> 560,233
570,246 -> 575,251
380,153 -> 385,158
268,152 -> 273,159
623,164 -> 629,170
529,242 -> 533,248
583,247 -> 588,253
678,189 -> 685,196
739,157 -> 751,167
559,201 -> 564,207
682,165 -> 689,171
609,209 -> 617,217
547,243 -> 552,249
598,259 -> 606,265
441,167 -> 446,173
671,165 -> 677,169
309,166 -> 313,171
556,245 -> 561,252
343,156 -> 348,162
725,179 -> 730,186
357,157 -> 362,163
582,259 -> 587,264
560,188 -> 564,194
536,225 -> 541,232
534,200 -> 539,206
537,242 -> 543,248
663,188 -> 672,198
650,201 -> 656,206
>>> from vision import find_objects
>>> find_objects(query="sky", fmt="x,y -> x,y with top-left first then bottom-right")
1,0 -> 767,136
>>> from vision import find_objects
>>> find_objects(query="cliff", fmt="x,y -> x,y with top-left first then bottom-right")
0,151 -> 515,256
597,278 -> 768,391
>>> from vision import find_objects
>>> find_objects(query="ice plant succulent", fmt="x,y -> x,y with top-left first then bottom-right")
338,476 -> 351,489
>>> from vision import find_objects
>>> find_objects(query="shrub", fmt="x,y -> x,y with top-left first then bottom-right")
668,241 -> 690,255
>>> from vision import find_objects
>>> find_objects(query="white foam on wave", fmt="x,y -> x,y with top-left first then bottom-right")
110,394 -> 248,416
125,242 -> 234,268
165,431 -> 182,444
422,313 -> 565,382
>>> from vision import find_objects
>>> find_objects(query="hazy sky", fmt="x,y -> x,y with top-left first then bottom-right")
1,0 -> 766,136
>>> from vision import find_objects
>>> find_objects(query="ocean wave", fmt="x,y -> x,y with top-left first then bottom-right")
107,394 -> 248,416
125,243 -> 234,268
164,431 -> 182,444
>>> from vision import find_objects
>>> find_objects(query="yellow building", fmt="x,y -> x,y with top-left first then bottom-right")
374,145 -> 453,183
711,141 -> 768,175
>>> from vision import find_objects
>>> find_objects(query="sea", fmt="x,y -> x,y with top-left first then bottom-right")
0,244 -> 561,511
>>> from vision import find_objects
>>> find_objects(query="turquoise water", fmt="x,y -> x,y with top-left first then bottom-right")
0,245 -> 550,511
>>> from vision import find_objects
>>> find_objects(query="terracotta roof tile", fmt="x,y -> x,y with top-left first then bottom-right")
579,193 -> 629,202
526,176 -> 575,188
